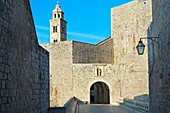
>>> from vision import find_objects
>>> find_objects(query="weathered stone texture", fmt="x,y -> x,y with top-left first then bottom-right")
0,0 -> 49,112
41,0 -> 151,107
149,0 -> 170,113
73,42 -> 99,63
111,0 -> 151,99
41,41 -> 74,106
73,38 -> 114,63
111,0 -> 151,64
72,63 -> 148,104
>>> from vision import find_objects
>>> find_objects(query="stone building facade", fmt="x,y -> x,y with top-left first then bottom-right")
111,0 -> 152,98
41,0 -> 152,107
0,0 -> 49,112
148,0 -> 170,112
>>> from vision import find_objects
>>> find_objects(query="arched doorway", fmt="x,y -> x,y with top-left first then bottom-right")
90,82 -> 110,104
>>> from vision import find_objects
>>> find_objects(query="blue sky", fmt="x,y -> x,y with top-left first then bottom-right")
30,0 -> 133,44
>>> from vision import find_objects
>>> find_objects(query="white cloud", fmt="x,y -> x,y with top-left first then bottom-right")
35,27 -> 104,40
35,25 -> 49,30
37,32 -> 49,39
68,31 -> 104,40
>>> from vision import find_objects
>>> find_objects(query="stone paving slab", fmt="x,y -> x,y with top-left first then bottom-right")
78,104 -> 131,113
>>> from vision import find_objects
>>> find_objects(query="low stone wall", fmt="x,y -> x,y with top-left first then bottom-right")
49,97 -> 81,113
64,97 -> 79,113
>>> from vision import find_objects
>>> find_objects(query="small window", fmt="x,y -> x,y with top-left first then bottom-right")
53,26 -> 57,33
54,14 -> 56,18
54,39 -> 57,42
58,14 -> 60,18
97,68 -> 102,76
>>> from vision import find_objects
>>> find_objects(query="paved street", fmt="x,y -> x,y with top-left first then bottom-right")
78,104 -> 131,113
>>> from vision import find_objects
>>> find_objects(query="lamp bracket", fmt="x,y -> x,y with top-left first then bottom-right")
140,37 -> 159,45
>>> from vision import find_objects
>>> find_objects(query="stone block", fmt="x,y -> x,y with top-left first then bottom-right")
2,97 -> 7,104
0,1 -> 4,11
0,73 -> 7,80
0,104 -> 5,112
1,80 -> 6,89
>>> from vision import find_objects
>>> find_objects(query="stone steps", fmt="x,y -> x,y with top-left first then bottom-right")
120,104 -> 148,113
120,98 -> 149,113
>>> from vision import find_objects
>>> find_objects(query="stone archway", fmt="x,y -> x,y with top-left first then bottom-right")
90,82 -> 110,104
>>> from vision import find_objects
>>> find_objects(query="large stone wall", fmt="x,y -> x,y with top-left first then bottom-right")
41,41 -> 74,106
41,39 -> 114,106
73,42 -> 99,63
96,37 -> 114,63
111,0 -> 152,97
148,0 -> 170,112
0,0 -> 49,112
73,38 -> 114,63
111,0 -> 152,64
72,63 -> 149,104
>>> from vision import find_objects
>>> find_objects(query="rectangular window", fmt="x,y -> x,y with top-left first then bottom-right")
53,26 -> 57,33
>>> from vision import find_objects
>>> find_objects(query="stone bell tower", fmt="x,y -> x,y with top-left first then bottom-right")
50,3 -> 67,42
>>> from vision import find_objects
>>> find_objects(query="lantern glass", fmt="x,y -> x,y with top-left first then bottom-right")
136,40 -> 145,55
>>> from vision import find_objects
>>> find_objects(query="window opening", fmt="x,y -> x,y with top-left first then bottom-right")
54,14 -> 56,18
53,26 -> 57,33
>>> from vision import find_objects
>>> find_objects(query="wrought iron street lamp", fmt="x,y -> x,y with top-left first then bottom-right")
136,39 -> 145,55
136,37 -> 159,55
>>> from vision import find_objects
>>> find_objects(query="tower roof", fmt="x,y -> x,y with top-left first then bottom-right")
53,4 -> 63,13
